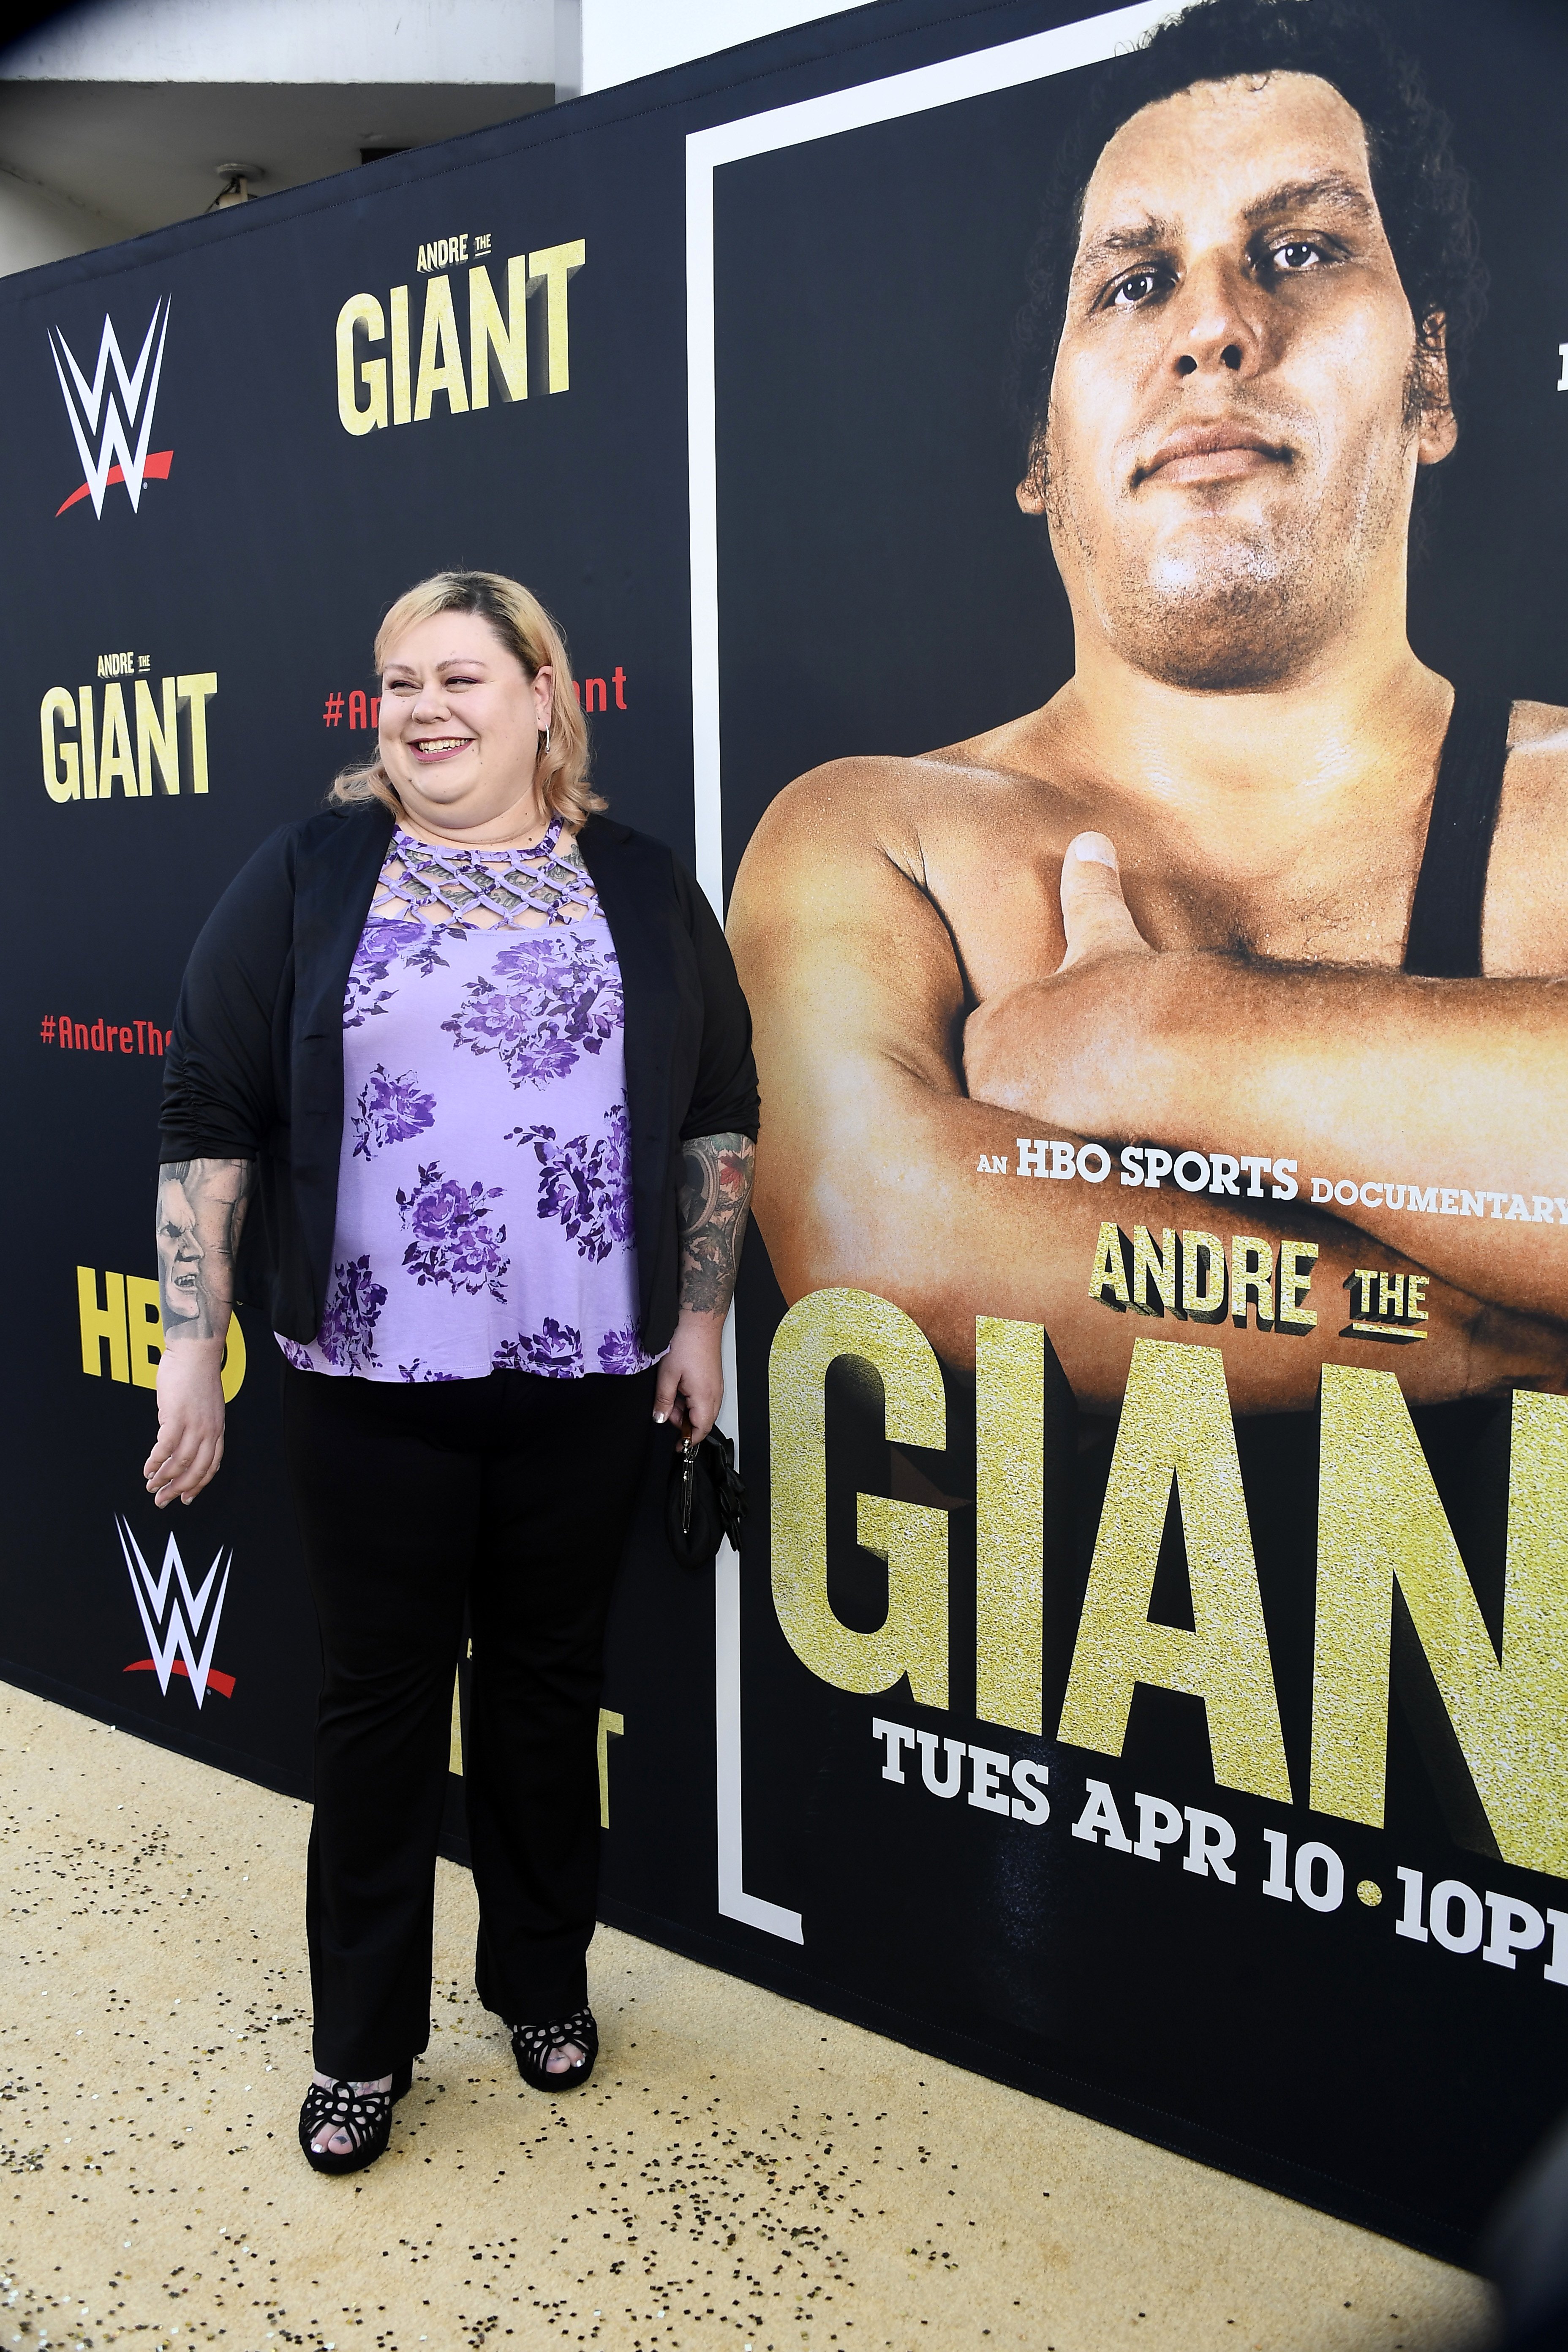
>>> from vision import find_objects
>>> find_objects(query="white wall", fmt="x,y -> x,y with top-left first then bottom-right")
2,0 -> 561,84
3,0 -> 868,98
0,0 -> 874,276
580,0 -> 870,93
0,164 -> 128,272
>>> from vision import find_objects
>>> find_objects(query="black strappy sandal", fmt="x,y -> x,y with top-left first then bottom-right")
298,2057 -> 413,2175
510,2006 -> 598,2092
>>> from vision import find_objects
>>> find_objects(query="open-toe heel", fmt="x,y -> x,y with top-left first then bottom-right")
511,2006 -> 598,2092
298,2059 -> 413,2175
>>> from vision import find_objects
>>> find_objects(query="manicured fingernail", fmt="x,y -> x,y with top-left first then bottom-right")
653,1411 -> 666,1423
1072,832 -> 1118,870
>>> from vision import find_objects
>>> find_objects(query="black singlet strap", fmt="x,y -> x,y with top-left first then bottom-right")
1402,690 -> 1513,979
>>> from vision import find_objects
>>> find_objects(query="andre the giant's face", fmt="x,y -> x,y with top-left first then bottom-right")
1029,71 -> 1456,691
156,1179 -> 205,1328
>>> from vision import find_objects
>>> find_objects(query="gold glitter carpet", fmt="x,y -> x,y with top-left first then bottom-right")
0,1690 -> 1492,2352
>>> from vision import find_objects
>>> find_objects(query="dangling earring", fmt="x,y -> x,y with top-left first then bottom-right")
538,724 -> 552,759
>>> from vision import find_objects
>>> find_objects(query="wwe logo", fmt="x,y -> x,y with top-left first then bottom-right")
116,1514 -> 234,1708
50,297 -> 172,518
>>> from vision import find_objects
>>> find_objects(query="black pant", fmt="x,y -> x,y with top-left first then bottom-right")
281,1360 -> 656,2078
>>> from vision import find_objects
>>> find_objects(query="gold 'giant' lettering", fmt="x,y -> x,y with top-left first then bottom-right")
975,1315 -> 1044,1734
769,1288 -> 947,1706
469,258 -> 528,405
336,293 -> 387,434
1311,1368 -> 1568,1876
529,239 -> 585,393
40,677 -> 216,803
390,283 -> 412,424
98,683 -> 136,798
333,246 -> 585,434
41,688 -> 79,801
135,677 -> 179,795
1056,1337 -> 1291,1799
413,275 -> 469,420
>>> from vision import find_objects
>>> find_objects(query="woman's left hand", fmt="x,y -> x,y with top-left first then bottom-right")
653,1309 -> 725,1442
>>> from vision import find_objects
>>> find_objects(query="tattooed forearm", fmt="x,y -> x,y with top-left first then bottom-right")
677,1132 -> 755,1317
155,1158 -> 254,1343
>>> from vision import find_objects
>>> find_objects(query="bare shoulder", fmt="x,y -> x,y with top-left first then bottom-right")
1500,700 -> 1568,836
732,725 -> 1059,896
1505,698 -> 1568,768
738,746 -> 1011,855
739,752 -> 936,855
1486,700 -> 1568,974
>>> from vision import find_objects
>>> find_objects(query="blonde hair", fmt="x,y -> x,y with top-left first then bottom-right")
330,569 -> 604,826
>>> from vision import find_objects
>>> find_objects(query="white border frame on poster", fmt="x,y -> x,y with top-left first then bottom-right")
685,0 -> 1169,1941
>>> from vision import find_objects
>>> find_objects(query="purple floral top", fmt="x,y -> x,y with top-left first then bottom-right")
274,820 -> 658,1382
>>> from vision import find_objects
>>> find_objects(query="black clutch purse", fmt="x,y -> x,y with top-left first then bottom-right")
665,1429 -> 747,1570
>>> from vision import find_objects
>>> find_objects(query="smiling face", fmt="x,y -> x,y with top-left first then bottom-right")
378,608 -> 554,839
1029,71 -> 1456,692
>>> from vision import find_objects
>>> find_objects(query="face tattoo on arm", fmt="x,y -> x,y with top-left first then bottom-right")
156,1158 -> 255,1342
676,1133 -> 755,1316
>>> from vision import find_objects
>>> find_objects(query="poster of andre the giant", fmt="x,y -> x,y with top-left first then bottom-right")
5,0 -> 1568,2263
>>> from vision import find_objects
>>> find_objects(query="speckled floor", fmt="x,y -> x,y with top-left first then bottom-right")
0,1689 -> 1493,2352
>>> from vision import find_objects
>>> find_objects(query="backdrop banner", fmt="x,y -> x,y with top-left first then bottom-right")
6,0 -> 1568,2265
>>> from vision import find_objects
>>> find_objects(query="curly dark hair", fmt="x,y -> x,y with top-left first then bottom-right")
1009,0 -> 1485,474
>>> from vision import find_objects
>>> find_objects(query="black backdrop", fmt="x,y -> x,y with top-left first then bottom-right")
6,0 -> 1568,2267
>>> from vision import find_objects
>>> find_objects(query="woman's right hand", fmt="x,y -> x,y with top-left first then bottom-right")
144,1337 -> 228,1508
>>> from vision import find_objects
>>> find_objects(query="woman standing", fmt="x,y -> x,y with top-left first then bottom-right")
145,571 -> 757,2174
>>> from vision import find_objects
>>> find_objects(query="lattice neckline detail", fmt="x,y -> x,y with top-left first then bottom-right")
373,820 -> 598,931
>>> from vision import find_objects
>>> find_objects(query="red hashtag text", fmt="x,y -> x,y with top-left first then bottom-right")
49,1014 -> 170,1057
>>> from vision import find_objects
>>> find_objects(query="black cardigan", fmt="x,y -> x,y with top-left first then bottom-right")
158,802 -> 760,1352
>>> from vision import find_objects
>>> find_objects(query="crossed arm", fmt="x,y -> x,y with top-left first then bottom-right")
965,837 -> 1568,1330
727,778 -> 1564,1413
